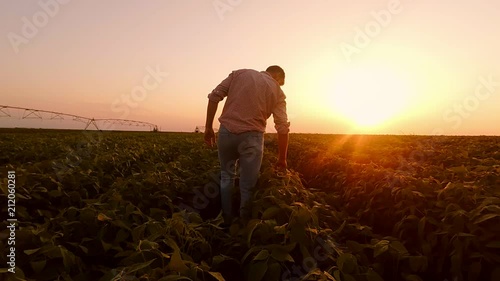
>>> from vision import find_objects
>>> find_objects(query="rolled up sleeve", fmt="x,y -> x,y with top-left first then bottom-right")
273,90 -> 290,134
207,71 -> 234,102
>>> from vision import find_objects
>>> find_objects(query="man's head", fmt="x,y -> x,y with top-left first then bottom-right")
266,65 -> 285,86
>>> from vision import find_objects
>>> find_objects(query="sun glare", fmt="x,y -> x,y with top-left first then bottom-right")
328,65 -> 416,129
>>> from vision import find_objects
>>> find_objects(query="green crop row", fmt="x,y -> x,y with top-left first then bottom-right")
0,130 -> 499,281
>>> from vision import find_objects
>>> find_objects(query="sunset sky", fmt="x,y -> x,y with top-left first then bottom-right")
1,0 -> 499,135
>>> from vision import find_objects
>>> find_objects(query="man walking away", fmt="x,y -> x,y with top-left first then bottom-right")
204,65 -> 290,223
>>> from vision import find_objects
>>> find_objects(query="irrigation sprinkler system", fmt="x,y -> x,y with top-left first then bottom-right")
0,105 -> 159,131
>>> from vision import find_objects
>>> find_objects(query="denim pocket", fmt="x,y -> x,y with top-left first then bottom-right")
218,125 -> 230,136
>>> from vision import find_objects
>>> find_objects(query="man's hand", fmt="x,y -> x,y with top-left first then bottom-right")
274,159 -> 287,170
204,128 -> 216,147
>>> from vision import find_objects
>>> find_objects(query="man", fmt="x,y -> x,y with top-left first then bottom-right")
204,65 -> 290,222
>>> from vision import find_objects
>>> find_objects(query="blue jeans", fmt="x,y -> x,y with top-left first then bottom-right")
217,125 -> 264,220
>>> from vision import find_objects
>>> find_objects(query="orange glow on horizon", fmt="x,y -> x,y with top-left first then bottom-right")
321,63 -> 418,131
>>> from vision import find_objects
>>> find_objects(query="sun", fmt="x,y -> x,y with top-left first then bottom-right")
327,64 -> 416,129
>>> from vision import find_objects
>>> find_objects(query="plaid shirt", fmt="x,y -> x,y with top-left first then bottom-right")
207,69 -> 290,134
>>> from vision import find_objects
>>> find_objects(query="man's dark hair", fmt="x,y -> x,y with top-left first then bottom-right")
266,65 -> 285,78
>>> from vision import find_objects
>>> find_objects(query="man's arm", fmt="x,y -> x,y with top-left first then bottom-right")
204,100 -> 218,147
276,133 -> 289,169
273,89 -> 290,169
205,71 -> 235,147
